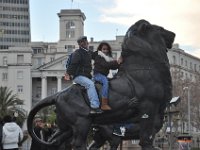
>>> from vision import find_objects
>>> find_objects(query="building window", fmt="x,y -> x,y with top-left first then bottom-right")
37,58 -> 42,66
3,56 -> 7,66
190,62 -> 193,69
17,54 -> 24,63
172,55 -> 176,64
2,73 -> 8,80
36,86 -> 41,98
17,71 -> 23,79
66,31 -> 75,38
65,45 -> 75,53
33,48 -> 44,54
194,64 -> 197,72
181,58 -> 183,65
36,78 -> 41,81
66,21 -> 75,29
51,77 -> 56,81
185,60 -> 187,67
66,21 -> 75,38
17,85 -> 23,93
51,88 -> 57,95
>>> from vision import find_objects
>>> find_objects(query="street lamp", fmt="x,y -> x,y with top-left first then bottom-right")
183,86 -> 191,135
166,96 -> 181,150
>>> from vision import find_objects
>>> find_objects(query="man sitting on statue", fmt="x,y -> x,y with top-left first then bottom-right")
66,36 -> 102,114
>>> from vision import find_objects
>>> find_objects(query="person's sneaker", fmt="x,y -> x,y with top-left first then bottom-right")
90,108 -> 103,114
113,127 -> 126,136
113,128 -> 123,136
120,127 -> 126,136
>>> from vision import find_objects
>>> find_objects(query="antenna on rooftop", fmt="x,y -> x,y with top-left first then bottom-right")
70,0 -> 73,9
116,28 -> 118,37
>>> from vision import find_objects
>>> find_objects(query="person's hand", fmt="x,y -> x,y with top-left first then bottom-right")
64,73 -> 71,81
117,56 -> 123,64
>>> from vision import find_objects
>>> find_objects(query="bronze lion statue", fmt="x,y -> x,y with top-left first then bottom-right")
27,19 -> 175,150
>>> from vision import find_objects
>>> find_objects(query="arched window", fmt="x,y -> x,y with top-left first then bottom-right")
190,62 -> 193,69
66,21 -> 75,29
181,58 -> 183,65
66,21 -> 75,38
173,55 -> 176,64
185,60 -> 187,67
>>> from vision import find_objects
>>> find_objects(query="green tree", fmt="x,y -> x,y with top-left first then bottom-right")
0,86 -> 26,126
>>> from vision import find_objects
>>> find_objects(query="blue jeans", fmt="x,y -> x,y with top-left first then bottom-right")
93,73 -> 109,98
74,75 -> 100,108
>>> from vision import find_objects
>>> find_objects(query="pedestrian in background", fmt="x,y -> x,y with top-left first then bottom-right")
2,115 -> 23,150
0,117 -> 3,150
30,118 -> 47,150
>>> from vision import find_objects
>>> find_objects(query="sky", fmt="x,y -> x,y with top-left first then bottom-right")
30,0 -> 200,58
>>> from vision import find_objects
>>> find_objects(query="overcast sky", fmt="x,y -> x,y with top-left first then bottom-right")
30,0 -> 200,58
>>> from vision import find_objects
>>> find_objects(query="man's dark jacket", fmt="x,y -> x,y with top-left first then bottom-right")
67,48 -> 92,79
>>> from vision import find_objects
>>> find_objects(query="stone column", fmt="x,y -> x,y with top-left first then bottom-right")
57,76 -> 62,92
41,76 -> 47,99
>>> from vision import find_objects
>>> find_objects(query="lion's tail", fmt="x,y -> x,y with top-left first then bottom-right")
27,93 -> 57,146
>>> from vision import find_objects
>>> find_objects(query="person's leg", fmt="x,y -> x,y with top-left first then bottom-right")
74,75 -> 100,108
94,73 -> 108,98
94,73 -> 111,110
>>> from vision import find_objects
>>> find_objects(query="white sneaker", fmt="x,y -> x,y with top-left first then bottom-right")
120,127 -> 126,136
113,132 -> 123,136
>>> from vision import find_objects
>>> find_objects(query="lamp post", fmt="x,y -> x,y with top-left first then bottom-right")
167,96 -> 181,150
183,87 -> 191,135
